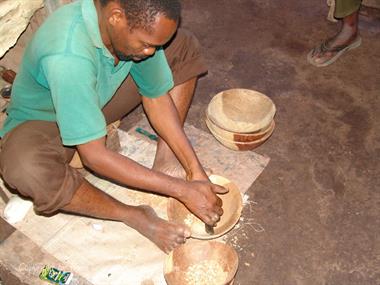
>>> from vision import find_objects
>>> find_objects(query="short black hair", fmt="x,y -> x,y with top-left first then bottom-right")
99,0 -> 181,30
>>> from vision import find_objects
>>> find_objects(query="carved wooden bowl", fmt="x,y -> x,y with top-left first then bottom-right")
164,240 -> 239,285
206,117 -> 275,151
167,175 -> 243,240
207,88 -> 276,133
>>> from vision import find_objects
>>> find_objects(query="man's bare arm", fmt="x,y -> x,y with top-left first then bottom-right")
77,136 -> 226,225
141,93 -> 207,181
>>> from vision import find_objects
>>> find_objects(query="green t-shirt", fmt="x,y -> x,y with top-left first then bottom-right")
0,0 -> 173,145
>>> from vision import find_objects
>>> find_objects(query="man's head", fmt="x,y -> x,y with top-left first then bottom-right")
98,0 -> 181,62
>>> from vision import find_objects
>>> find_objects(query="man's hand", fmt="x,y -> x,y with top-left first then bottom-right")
179,181 -> 228,226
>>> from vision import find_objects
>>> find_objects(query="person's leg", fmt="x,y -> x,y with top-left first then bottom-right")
0,121 -> 82,213
332,5 -> 360,45
308,0 -> 362,66
102,75 -> 142,125
0,121 -> 189,253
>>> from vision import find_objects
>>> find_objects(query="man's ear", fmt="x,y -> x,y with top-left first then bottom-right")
108,7 -> 125,27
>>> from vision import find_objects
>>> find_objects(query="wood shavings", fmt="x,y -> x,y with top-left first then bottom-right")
125,190 -> 167,210
92,223 -> 103,231
242,194 -> 250,205
238,196 -> 265,233
184,260 -> 228,285
247,222 -> 265,233
184,213 -> 206,234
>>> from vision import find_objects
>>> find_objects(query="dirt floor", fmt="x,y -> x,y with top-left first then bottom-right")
165,0 -> 379,284
1,1 -> 379,285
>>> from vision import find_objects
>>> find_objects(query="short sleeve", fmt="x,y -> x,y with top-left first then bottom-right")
129,48 -> 174,98
41,55 -> 107,145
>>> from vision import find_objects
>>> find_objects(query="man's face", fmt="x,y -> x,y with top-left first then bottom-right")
109,13 -> 177,62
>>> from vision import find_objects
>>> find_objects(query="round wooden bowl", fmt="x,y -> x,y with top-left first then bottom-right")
205,114 -> 275,143
207,88 -> 276,133
167,175 -> 243,240
206,118 -> 275,151
164,240 -> 239,285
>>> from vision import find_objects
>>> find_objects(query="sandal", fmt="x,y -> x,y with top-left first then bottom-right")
307,36 -> 362,67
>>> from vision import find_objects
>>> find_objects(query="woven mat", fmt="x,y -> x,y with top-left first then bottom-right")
0,118 -> 269,285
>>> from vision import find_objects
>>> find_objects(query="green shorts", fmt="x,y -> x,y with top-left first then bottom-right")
335,0 -> 362,18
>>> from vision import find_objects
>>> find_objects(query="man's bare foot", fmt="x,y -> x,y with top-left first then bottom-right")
153,159 -> 213,181
126,205 -> 190,253
152,160 -> 186,179
151,131 -> 212,180
152,137 -> 188,179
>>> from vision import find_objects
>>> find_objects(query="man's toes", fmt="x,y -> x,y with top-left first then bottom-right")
175,235 -> 187,244
166,241 -> 182,253
176,225 -> 191,238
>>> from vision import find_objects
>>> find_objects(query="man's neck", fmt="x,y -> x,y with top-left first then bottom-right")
94,0 -> 118,64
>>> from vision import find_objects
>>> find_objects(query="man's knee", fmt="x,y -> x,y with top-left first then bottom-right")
0,122 -> 57,186
0,145 -> 38,191
1,147 -> 82,214
0,136 -> 59,203
0,121 -> 82,214
165,29 -> 208,86
0,126 -> 39,191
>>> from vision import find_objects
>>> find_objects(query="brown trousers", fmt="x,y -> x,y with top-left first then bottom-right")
0,29 -> 207,214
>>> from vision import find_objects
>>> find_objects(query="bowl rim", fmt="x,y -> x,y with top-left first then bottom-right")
207,88 -> 276,133
205,111 -> 274,136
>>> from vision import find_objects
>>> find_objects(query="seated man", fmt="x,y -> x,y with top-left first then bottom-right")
0,0 -> 227,253
307,0 -> 362,67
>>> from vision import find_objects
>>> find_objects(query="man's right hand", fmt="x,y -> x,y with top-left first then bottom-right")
179,181 -> 228,226
77,137 -> 229,227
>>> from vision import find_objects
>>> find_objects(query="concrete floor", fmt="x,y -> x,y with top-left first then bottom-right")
177,0 -> 380,284
1,1 -> 379,285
